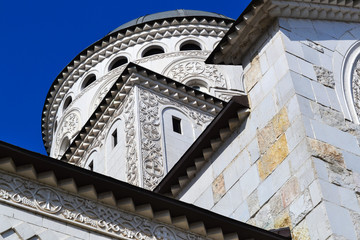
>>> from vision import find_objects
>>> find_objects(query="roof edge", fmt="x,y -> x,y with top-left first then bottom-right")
206,0 -> 360,65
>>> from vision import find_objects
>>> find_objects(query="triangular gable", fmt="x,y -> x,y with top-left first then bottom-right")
62,62 -> 226,165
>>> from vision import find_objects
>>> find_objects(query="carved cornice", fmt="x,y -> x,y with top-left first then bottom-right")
0,141 -> 290,240
0,171 -> 208,240
206,0 -> 360,65
42,17 -> 233,154
63,63 -> 225,165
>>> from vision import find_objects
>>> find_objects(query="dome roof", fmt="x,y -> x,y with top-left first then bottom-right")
109,9 -> 233,35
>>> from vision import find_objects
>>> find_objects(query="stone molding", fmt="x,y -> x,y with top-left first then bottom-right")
0,170 -> 207,240
341,41 -> 360,124
207,0 -> 360,64
42,17 -> 232,153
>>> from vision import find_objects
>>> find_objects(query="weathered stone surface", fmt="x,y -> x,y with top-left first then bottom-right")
313,65 -> 335,88
311,101 -> 360,139
274,210 -> 292,229
273,108 -> 291,138
289,190 -> 313,226
326,234 -> 348,240
247,190 -> 260,217
351,211 -> 360,239
258,134 -> 289,180
308,138 -> 344,166
244,55 -> 262,92
257,107 -> 290,154
212,173 -> 226,204
254,204 -> 274,229
281,177 -> 300,208
292,220 -> 310,240
269,193 -> 284,217
257,124 -> 275,155
328,164 -> 352,187
246,217 -> 257,227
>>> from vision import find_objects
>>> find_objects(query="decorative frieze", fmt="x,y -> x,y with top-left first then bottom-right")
0,171 -> 207,240
139,89 -> 164,190
135,51 -> 211,64
164,58 -> 227,89
125,90 -> 139,186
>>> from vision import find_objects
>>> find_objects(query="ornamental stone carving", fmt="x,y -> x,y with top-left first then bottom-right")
137,88 -> 214,190
55,111 -> 81,145
0,171 -> 207,240
164,58 -> 227,89
124,90 -> 139,186
134,51 -> 211,65
54,110 -> 81,158
139,89 -> 164,190
91,85 -> 111,112
352,59 -> 360,120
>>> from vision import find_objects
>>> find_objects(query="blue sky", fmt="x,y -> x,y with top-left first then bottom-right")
0,0 -> 251,156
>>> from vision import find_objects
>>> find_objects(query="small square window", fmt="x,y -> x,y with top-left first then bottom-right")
112,129 -> 118,147
172,116 -> 181,134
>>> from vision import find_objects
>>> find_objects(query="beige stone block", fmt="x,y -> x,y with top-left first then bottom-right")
257,124 -> 275,155
212,174 -> 226,204
274,210 -> 292,229
281,177 -> 300,208
292,220 -> 311,240
258,134 -> 289,180
308,138 -> 344,166
269,193 -> 285,217
257,107 -> 290,155
245,55 -> 262,92
273,107 -> 290,139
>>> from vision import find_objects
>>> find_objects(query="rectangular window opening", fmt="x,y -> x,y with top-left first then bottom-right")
172,116 -> 182,134
112,129 -> 118,147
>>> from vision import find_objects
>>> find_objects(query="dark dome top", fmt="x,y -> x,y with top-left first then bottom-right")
109,9 -> 233,35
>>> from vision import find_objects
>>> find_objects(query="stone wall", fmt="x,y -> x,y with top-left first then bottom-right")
178,19 -> 360,240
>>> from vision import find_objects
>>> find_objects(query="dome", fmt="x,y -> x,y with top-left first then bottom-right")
42,9 -> 235,156
108,9 -> 233,35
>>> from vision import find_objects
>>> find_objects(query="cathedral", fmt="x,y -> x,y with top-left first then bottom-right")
1,0 -> 360,239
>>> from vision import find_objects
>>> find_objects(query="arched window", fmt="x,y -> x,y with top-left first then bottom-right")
109,57 -> 128,71
59,137 -> 70,157
142,46 -> 165,57
81,74 -> 96,90
54,120 -> 58,133
180,41 -> 202,51
63,96 -> 72,112
187,79 -> 209,93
